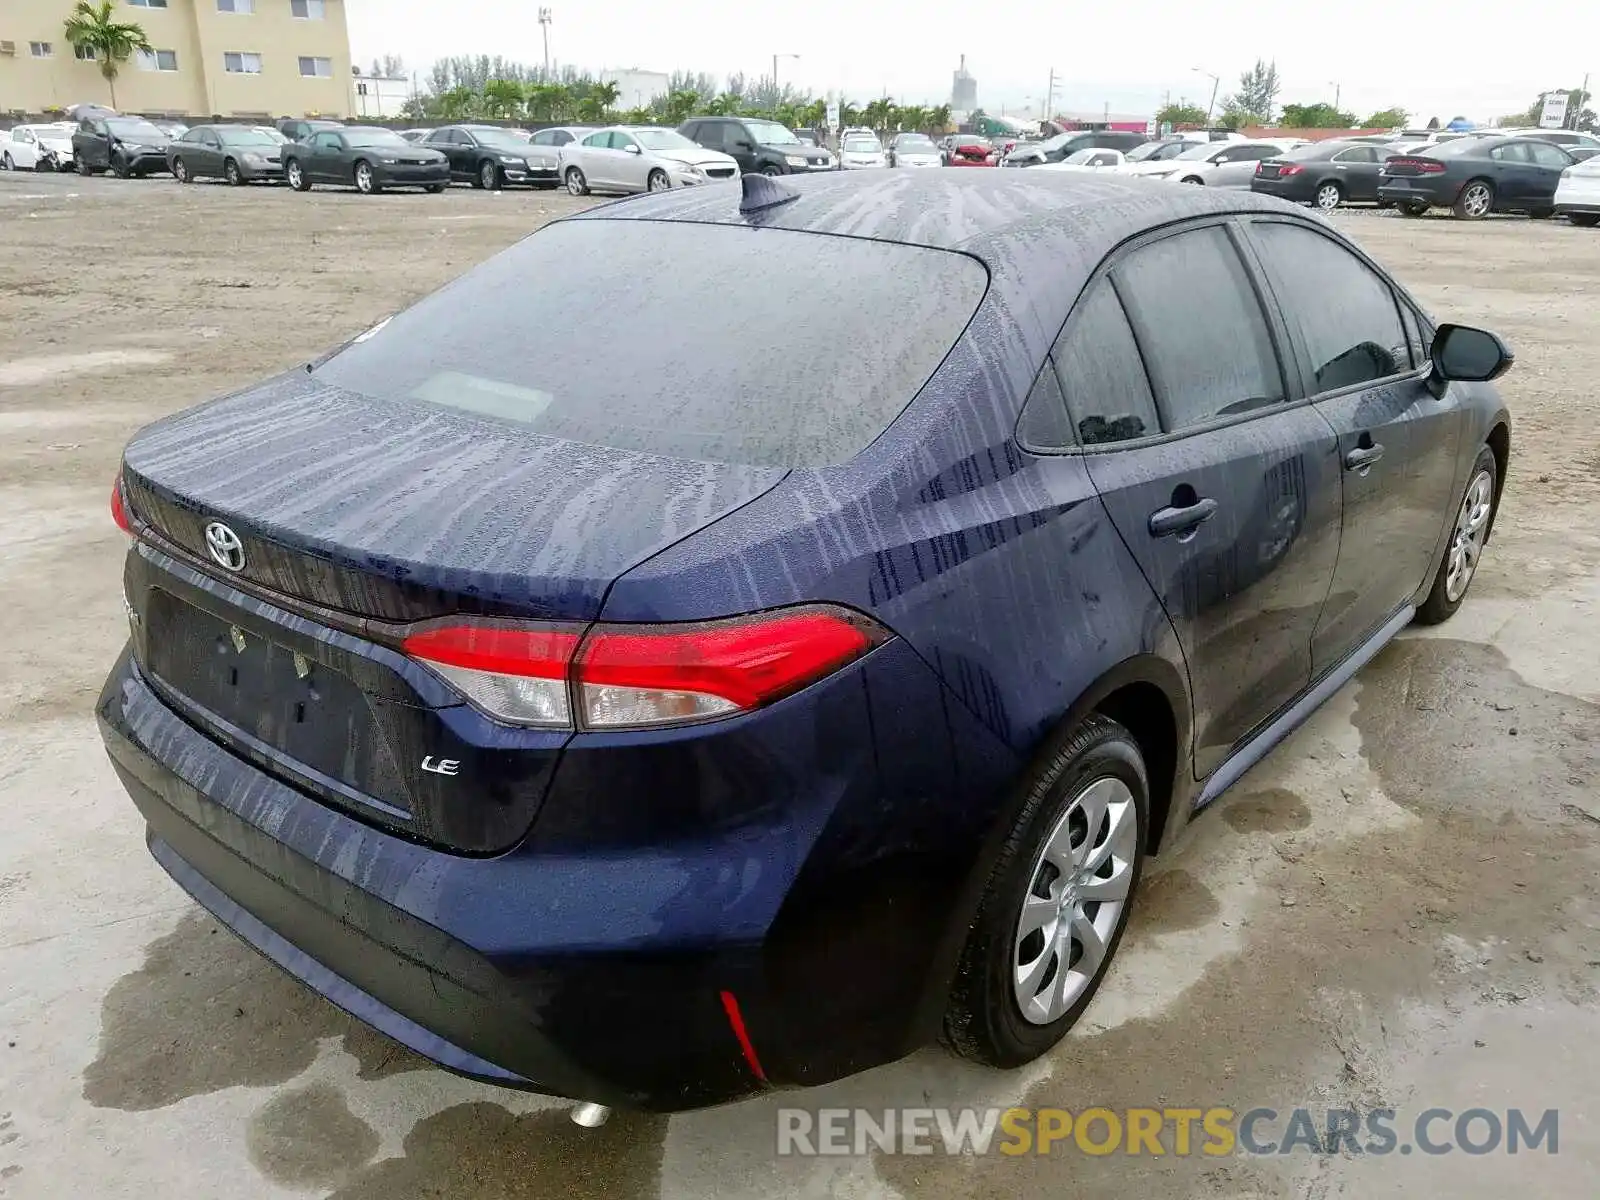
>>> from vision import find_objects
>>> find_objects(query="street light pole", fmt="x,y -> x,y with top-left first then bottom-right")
773,52 -> 800,99
1330,80 -> 1341,112
1193,67 -> 1220,126
537,7 -> 551,80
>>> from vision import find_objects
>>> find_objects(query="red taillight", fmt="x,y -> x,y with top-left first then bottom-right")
1277,164 -> 1304,176
1388,157 -> 1446,174
402,605 -> 886,731
111,471 -> 133,535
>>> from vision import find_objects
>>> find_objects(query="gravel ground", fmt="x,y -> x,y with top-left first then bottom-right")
1,172 -> 1597,1199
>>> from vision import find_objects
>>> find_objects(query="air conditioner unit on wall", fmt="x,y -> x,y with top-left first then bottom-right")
0,41 -> 18,56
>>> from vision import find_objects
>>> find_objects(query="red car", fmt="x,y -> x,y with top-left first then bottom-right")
945,135 -> 999,166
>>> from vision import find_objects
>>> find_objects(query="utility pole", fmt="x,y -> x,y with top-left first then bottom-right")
537,8 -> 551,80
772,52 -> 799,102
1574,73 -> 1590,130
1042,68 -> 1056,123
1330,80 -> 1341,112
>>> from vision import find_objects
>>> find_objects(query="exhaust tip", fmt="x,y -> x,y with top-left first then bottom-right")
570,1102 -> 612,1128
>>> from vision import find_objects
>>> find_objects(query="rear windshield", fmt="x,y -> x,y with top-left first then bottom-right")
314,220 -> 987,468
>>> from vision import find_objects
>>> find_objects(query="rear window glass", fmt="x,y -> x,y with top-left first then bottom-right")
314,220 -> 987,468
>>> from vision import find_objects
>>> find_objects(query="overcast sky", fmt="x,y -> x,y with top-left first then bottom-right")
347,0 -> 1598,124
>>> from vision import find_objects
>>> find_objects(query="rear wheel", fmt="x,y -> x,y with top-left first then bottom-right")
1314,180 -> 1344,211
646,168 -> 670,192
479,159 -> 501,190
564,166 -> 589,195
286,159 -> 311,192
1399,201 -> 1429,217
224,158 -> 243,187
1,152 -> 11,171
172,156 -> 191,184
1569,212 -> 1600,228
425,182 -> 447,193
944,715 -> 1147,1066
354,160 -> 379,194
1528,207 -> 1554,219
1453,179 -> 1493,219
1416,446 -> 1498,625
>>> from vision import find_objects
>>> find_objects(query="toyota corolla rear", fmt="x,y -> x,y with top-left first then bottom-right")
97,210 -> 1008,1110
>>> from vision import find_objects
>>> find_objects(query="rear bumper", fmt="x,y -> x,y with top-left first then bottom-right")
1250,176 -> 1315,203
1554,177 -> 1600,213
1377,178 -> 1457,205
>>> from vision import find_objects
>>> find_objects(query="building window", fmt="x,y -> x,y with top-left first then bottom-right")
136,48 -> 180,71
30,41 -> 54,57
217,0 -> 256,10
127,0 -> 169,8
223,51 -> 263,74
74,43 -> 98,60
298,55 -> 333,77
291,0 -> 327,18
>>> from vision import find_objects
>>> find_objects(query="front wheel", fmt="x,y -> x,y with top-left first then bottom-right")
564,166 -> 589,196
111,153 -> 131,180
1453,180 -> 1494,220
224,158 -> 243,186
1415,446 -> 1498,625
353,160 -> 379,194
1399,201 -> 1429,217
479,160 -> 501,190
944,715 -> 1147,1067
1,152 -> 11,172
646,168 -> 670,192
759,163 -> 783,177
1569,212 -> 1600,228
286,159 -> 311,192
172,156 -> 191,184
1314,181 -> 1343,211
1180,175 -> 1204,185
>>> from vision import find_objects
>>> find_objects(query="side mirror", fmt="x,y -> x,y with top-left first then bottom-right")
1430,323 -> 1514,389
624,143 -> 641,155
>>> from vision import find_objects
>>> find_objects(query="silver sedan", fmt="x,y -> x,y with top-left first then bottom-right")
561,127 -> 740,195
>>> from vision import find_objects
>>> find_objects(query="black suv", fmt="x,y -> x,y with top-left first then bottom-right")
277,118 -> 345,143
72,114 -> 172,178
1004,130 -> 1148,167
678,117 -> 833,175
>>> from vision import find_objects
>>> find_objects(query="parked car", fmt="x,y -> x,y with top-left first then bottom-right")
1250,139 -> 1391,210
0,122 -> 75,172
1127,139 -> 1300,186
252,126 -> 293,146
1378,136 -> 1575,219
101,169 -> 1511,1117
523,125 -> 595,187
1120,138 -> 1199,169
946,134 -> 999,166
168,124 -> 285,185
887,132 -> 942,167
398,128 -> 434,143
1041,147 -> 1128,172
149,119 -> 189,139
276,117 -> 344,143
72,114 -> 172,178
1492,127 -> 1600,152
1554,153 -> 1600,226
422,125 -> 547,189
838,131 -> 887,169
1003,130 -> 1146,167
561,126 -> 739,195
677,116 -> 834,175
283,126 -> 449,194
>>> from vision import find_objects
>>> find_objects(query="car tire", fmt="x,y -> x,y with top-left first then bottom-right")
943,714 -> 1148,1068
760,163 -> 783,177
354,160 -> 380,194
646,168 -> 670,192
111,153 -> 131,180
479,160 -> 501,190
1415,446 -> 1498,626
1399,201 -> 1429,217
172,156 -> 191,184
224,158 -> 243,187
77,156 -> 94,176
1180,175 -> 1204,185
1528,207 -> 1554,219
1569,213 -> 1600,228
1453,179 -> 1494,219
425,182 -> 447,193
564,166 -> 589,196
286,159 -> 311,192
1,152 -> 11,171
1314,181 -> 1344,211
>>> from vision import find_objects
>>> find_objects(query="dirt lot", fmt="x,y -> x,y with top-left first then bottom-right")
1,172 -> 1597,1200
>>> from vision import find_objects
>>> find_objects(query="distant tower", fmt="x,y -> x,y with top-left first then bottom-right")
951,54 -> 977,112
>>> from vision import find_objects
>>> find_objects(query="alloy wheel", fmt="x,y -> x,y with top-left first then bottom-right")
225,160 -> 241,186
481,161 -> 498,189
1462,183 -> 1491,218
1316,183 -> 1341,210
565,168 -> 586,195
356,163 -> 374,193
1012,776 -> 1139,1025
287,162 -> 303,189
648,170 -> 670,192
173,157 -> 188,183
1445,470 -> 1494,602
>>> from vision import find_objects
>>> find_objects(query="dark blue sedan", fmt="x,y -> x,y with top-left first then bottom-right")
99,169 -> 1513,1113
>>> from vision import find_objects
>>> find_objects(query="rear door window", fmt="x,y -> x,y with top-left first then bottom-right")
315,220 -> 988,468
1049,281 -> 1161,446
1113,225 -> 1285,430
1248,222 -> 1410,392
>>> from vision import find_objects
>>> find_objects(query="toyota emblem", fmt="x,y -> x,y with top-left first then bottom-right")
204,521 -> 246,572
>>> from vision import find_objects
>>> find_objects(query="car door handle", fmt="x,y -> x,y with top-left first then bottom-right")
1344,443 -> 1385,471
1148,496 -> 1218,538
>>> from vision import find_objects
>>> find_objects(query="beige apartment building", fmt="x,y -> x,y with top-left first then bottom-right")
1,0 -> 354,119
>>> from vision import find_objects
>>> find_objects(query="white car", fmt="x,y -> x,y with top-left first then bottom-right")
887,132 -> 942,167
560,126 -> 739,196
1126,139 -> 1305,187
1555,155 -> 1600,227
1,123 -> 76,172
1041,147 -> 1128,172
839,133 -> 887,169
1494,126 -> 1600,152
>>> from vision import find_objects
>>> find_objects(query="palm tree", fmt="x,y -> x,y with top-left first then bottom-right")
62,0 -> 151,110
